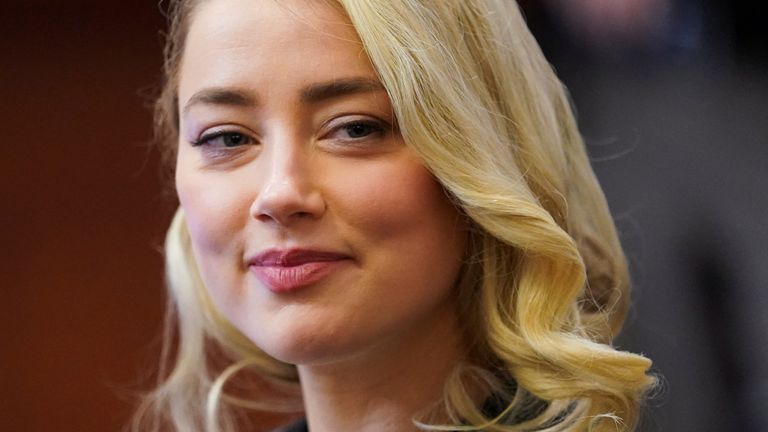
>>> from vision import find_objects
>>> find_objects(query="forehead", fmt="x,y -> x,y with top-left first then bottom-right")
179,0 -> 374,97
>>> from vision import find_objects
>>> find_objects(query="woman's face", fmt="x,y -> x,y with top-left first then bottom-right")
176,0 -> 467,366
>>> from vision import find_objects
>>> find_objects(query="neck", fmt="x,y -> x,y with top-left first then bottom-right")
296,306 -> 465,432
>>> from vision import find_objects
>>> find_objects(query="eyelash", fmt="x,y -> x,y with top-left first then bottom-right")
191,130 -> 254,148
326,119 -> 387,142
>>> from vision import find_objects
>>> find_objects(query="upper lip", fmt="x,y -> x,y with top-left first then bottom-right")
248,248 -> 351,267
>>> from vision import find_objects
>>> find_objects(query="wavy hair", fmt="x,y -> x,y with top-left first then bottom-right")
132,1 -> 656,431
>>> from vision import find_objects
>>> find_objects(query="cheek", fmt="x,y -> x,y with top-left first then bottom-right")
332,159 -> 456,236
174,159 -> 261,327
174,154 -> 256,303
176,157 -> 250,255
329,155 -> 467,283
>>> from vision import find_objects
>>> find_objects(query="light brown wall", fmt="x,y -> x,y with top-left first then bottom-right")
1,3 -> 172,431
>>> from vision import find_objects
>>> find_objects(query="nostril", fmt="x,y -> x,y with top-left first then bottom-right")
249,174 -> 327,225
255,213 -> 273,223
255,209 -> 318,225
251,195 -> 326,225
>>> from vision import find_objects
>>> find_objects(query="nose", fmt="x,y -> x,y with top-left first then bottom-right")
250,142 -> 326,226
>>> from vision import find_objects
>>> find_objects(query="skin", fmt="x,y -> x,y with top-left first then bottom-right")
176,0 -> 469,430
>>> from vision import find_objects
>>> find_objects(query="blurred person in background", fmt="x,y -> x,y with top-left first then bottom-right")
520,0 -> 768,430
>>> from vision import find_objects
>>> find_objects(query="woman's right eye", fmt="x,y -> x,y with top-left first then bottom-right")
192,131 -> 254,148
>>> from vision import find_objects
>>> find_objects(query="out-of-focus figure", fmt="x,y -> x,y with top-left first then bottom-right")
542,0 -> 672,48
521,1 -> 768,431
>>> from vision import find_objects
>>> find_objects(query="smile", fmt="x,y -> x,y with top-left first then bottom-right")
248,249 -> 350,293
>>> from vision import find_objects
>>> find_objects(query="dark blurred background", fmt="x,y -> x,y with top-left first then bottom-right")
1,1 -> 766,431
1,3 -> 170,431
520,0 -> 768,430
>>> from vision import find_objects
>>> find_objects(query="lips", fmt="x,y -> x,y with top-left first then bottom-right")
248,249 -> 350,293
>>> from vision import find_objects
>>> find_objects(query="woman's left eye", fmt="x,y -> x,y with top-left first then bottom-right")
327,119 -> 387,142
342,122 -> 380,138
192,131 -> 254,148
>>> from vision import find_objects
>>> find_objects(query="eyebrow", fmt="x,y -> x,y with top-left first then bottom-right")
300,77 -> 385,103
183,88 -> 256,115
182,77 -> 385,115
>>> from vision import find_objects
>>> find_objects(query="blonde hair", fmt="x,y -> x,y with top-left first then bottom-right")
132,1 -> 656,431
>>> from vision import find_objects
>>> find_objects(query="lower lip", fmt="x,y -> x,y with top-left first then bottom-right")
250,260 -> 346,293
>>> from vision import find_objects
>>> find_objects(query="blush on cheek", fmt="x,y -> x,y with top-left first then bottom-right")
336,159 -> 451,239
177,187 -> 217,254
176,169 -> 251,255
180,199 -> 250,322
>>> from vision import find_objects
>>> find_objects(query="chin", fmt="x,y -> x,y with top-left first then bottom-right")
245,316 -> 363,366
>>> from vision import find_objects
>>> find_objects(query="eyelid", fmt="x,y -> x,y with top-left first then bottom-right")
322,115 -> 390,139
191,126 -> 257,147
323,114 -> 386,129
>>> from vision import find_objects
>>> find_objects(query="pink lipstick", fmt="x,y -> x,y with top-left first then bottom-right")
248,249 -> 350,293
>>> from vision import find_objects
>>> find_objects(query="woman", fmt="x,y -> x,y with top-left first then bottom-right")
133,0 -> 656,431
